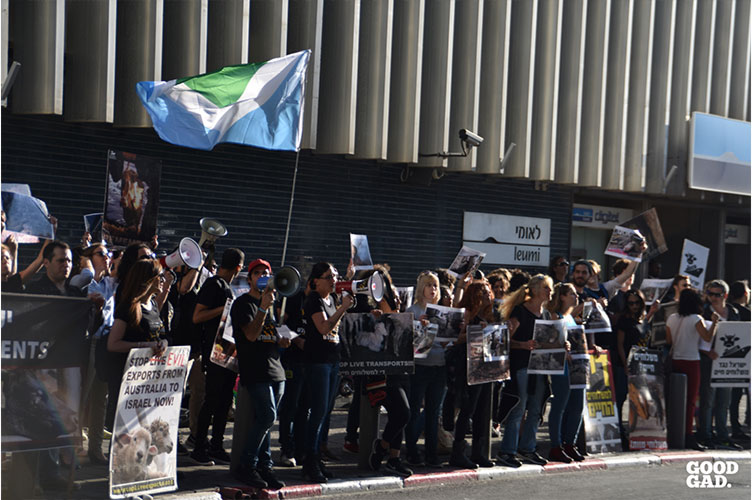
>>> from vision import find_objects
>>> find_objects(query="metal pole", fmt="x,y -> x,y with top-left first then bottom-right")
280,149 -> 300,268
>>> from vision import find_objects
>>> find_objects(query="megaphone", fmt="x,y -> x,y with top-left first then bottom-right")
335,272 -> 385,303
159,237 -> 203,269
257,266 -> 302,297
198,218 -> 228,249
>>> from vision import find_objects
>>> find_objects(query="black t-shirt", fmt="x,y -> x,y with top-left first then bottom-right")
614,316 -> 642,367
231,294 -> 286,385
510,304 -> 541,371
111,298 -> 166,378
303,291 -> 341,364
2,273 -> 24,293
195,275 -> 234,360
281,290 -> 306,364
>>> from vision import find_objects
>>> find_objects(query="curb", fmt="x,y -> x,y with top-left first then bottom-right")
202,450 -> 751,500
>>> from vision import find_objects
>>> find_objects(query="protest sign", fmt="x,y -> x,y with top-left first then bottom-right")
710,322 -> 751,387
679,239 -> 709,290
447,245 -> 486,278
584,301 -> 612,334
209,298 -> 239,373
0,189 -> 54,243
103,149 -> 161,247
1,293 -> 90,452
110,346 -> 190,499
648,301 -> 677,347
467,323 -> 510,385
604,225 -> 646,262
583,351 -> 622,454
84,212 -> 104,242
627,347 -> 667,450
396,286 -> 414,312
620,208 -> 668,260
425,303 -> 465,342
340,313 -> 414,375
350,233 -> 374,271
639,278 -> 673,306
567,324 -> 590,389
528,319 -> 568,375
413,321 -> 438,359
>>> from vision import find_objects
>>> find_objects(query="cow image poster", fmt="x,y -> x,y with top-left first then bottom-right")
710,322 -> 751,387
679,239 -> 710,290
627,347 -> 667,451
102,149 -> 161,247
583,351 -> 622,454
110,346 -> 190,499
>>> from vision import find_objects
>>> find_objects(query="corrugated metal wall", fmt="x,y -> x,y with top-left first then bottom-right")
4,0 -> 751,194
1,112 -> 572,285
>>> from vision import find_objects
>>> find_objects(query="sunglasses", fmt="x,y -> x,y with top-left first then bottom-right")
627,301 -> 642,306
93,251 -> 111,258
556,261 -> 570,267
707,292 -> 724,297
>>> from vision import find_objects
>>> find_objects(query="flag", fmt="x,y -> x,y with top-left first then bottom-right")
136,50 -> 310,152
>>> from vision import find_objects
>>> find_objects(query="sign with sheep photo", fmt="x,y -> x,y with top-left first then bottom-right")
109,346 -> 190,499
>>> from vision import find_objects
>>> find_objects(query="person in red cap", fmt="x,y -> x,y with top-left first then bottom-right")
230,259 -> 291,490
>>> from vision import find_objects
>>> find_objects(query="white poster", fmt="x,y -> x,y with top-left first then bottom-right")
528,319 -> 568,375
425,303 -> 466,342
110,346 -> 190,499
604,225 -> 646,262
350,233 -> 374,271
679,239 -> 709,290
710,322 -> 751,388
447,245 -> 486,278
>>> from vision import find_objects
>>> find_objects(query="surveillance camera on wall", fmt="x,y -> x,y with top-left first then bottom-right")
459,129 -> 483,148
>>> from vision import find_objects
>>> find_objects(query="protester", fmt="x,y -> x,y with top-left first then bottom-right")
666,288 -> 718,450
1,238 -> 49,292
190,248 -> 245,465
497,274 -> 553,467
404,270 -> 446,467
545,283 -> 584,463
727,280 -> 751,440
448,280 -> 495,469
368,266 -> 413,477
230,258 -> 290,490
301,263 -> 353,483
548,256 -> 569,284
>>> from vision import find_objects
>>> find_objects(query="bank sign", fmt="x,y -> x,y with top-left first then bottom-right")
572,204 -> 634,229
463,212 -> 550,267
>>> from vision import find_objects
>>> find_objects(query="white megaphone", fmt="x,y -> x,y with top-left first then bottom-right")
335,272 -> 385,303
198,218 -> 228,248
256,266 -> 302,297
159,238 -> 203,269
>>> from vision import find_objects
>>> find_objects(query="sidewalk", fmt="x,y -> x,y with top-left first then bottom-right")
6,395 -> 751,500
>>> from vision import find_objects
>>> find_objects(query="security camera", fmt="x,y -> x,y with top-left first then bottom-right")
459,129 -> 484,148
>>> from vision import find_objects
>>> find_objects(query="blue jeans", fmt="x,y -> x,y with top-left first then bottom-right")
713,387 -> 732,440
501,368 -> 528,454
548,366 -> 571,447
405,365 -> 447,459
241,381 -> 284,469
519,373 -> 547,452
562,388 -> 584,445
305,362 -> 339,455
277,361 -> 306,456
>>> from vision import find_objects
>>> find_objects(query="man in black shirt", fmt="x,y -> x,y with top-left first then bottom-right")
190,248 -> 244,465
230,258 -> 289,489
27,241 -> 84,297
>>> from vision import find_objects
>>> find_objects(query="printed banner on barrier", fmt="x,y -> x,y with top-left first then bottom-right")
466,323 -> 510,385
1,293 -> 90,452
583,351 -> 622,454
340,313 -> 415,375
627,347 -> 667,451
103,149 -> 161,248
711,322 -> 751,387
109,346 -> 190,499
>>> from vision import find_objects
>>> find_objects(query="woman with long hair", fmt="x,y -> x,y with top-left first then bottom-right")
106,259 -> 170,422
545,283 -> 585,462
614,289 -> 648,435
404,271 -> 445,467
446,279 -> 495,469
666,288 -> 719,450
497,274 -> 553,468
301,262 -> 353,483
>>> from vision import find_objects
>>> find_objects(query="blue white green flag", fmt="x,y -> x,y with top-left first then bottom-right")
136,50 -> 310,151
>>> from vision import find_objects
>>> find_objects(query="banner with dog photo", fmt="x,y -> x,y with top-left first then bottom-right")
425,303 -> 465,342
413,320 -> 438,359
339,313 -> 415,375
466,323 -> 510,385
102,149 -> 162,247
209,298 -> 239,373
1,293 -> 90,452
528,319 -> 568,375
583,351 -> 622,454
710,322 -> 751,388
567,324 -> 590,389
626,347 -> 667,450
110,346 -> 190,499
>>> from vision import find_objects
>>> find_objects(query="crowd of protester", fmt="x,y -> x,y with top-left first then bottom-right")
2,216 -> 750,492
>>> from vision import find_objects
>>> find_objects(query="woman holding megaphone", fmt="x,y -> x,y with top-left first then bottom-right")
301,262 -> 353,483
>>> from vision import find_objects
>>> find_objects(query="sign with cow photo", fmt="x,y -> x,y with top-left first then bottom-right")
109,346 -> 190,499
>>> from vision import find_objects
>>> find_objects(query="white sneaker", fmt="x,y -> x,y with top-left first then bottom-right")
278,454 -> 296,467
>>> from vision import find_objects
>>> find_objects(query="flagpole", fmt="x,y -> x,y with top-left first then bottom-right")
280,149 -> 300,268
